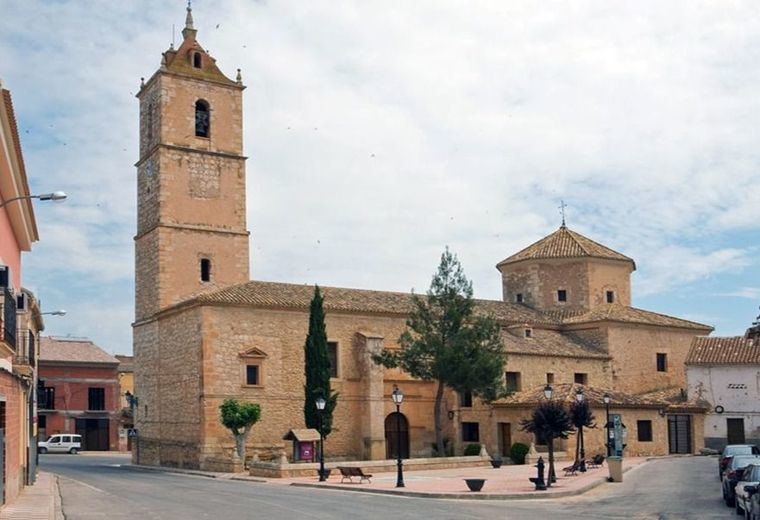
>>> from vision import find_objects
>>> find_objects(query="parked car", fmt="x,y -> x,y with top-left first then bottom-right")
734,462 -> 760,516
38,434 -> 82,454
720,445 -> 760,480
722,455 -> 760,506
745,483 -> 760,520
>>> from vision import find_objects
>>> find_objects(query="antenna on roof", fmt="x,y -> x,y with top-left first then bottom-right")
559,200 -> 567,228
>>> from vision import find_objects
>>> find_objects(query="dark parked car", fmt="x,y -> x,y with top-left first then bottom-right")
722,455 -> 760,506
720,445 -> 760,480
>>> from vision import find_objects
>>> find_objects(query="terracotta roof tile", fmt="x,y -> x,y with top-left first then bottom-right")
40,336 -> 119,365
502,328 -> 608,359
193,280 -> 557,325
549,303 -> 712,331
495,383 -> 666,408
686,336 -> 760,365
497,226 -> 635,268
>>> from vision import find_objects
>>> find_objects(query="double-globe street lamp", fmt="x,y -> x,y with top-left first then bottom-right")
391,387 -> 404,488
603,392 -> 612,457
315,396 -> 327,481
543,384 -> 557,484
575,388 -> 587,472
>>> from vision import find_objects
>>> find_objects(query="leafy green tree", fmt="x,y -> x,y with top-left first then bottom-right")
219,399 -> 261,463
570,395 -> 596,466
303,286 -> 338,436
373,247 -> 506,456
520,400 -> 574,485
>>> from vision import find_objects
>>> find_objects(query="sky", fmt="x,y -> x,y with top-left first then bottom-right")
1,1 -> 759,355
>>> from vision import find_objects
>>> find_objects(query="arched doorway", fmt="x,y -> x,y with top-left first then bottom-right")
385,412 -> 409,459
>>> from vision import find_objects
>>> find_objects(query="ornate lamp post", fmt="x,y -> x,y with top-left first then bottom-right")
391,387 -> 405,488
543,384 -> 556,484
575,388 -> 587,472
315,396 -> 327,481
603,393 -> 612,457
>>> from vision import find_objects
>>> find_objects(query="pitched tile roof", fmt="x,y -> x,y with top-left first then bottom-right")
496,226 -> 635,268
686,336 -> 760,365
495,383 -> 666,409
502,328 -> 608,359
40,337 -> 119,365
552,303 -> 712,331
115,355 -> 134,372
192,280 -> 557,325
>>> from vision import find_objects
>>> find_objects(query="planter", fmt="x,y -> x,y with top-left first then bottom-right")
490,459 -> 503,469
318,468 -> 332,480
464,478 -> 486,492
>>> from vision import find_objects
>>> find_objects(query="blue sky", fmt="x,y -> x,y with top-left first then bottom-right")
1,1 -> 758,354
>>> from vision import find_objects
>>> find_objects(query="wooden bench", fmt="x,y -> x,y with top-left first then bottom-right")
337,466 -> 372,484
563,461 -> 580,476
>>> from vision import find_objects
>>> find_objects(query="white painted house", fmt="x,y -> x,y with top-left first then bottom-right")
686,312 -> 760,450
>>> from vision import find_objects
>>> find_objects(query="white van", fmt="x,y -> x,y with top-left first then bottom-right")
38,434 -> 82,454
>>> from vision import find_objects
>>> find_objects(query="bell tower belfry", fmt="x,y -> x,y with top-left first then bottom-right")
134,4 -> 250,321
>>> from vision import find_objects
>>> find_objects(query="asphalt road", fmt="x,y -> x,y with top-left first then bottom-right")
42,454 -> 729,519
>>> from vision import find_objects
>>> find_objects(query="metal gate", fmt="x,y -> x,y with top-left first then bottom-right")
668,414 -> 692,454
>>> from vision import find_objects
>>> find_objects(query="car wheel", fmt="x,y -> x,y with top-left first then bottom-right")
38,447 -> 47,454
69,448 -> 78,455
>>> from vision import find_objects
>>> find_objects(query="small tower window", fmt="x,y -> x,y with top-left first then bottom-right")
200,258 -> 211,282
557,289 -> 567,302
606,290 -> 615,303
515,293 -> 524,303
195,99 -> 210,138
524,328 -> 532,338
193,52 -> 202,69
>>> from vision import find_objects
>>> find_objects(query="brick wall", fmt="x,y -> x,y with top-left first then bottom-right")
0,371 -> 24,505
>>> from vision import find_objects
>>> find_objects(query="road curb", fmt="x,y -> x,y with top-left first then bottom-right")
288,464 -> 640,501
118,463 -> 267,483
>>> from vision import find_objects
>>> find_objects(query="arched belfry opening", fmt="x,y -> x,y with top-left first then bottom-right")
193,52 -> 202,68
195,99 -> 210,138
385,412 -> 409,459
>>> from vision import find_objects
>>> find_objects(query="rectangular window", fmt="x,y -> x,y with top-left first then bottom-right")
41,387 -> 55,410
656,353 -> 667,372
88,387 -> 105,411
637,420 -> 653,442
516,293 -> 523,303
460,391 -> 473,408
462,422 -> 480,442
38,414 -> 47,429
606,290 -> 615,303
557,289 -> 567,302
327,341 -> 338,378
200,258 -> 211,282
246,365 -> 259,386
505,372 -> 521,392
546,373 -> 554,384
524,328 -> 532,338
574,373 -> 588,385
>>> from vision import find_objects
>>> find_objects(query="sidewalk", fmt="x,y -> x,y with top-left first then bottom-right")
0,472 -> 63,520
286,457 -> 648,499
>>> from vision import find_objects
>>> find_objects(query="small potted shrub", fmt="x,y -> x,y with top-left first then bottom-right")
510,442 -> 530,465
463,443 -> 481,456
490,454 -> 503,469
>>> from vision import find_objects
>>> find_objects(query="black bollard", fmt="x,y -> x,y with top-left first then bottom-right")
533,456 -> 547,491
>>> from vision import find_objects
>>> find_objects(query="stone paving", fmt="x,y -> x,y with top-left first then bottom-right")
0,472 -> 63,520
282,457 -> 648,498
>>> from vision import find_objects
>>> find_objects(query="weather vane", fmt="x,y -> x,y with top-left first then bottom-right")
559,200 -> 567,227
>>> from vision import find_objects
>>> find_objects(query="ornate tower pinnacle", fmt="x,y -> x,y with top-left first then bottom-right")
182,1 -> 197,41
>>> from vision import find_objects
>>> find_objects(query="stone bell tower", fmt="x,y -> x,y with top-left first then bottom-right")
134,4 -> 250,322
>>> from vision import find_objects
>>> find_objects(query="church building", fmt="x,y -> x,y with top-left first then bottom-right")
133,7 -> 713,471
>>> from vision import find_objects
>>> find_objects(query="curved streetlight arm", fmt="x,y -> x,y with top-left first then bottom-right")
0,192 -> 67,209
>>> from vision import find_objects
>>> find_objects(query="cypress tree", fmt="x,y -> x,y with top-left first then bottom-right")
304,286 -> 338,436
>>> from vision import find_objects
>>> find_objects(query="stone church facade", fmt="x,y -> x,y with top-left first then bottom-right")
133,8 -> 713,471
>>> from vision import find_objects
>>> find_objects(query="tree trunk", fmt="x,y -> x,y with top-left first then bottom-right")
434,380 -> 445,456
234,425 -> 254,464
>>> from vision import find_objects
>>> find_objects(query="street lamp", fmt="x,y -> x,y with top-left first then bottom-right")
391,386 -> 405,488
0,191 -> 67,209
41,310 -> 66,316
603,393 -> 612,457
542,383 -> 556,484
315,396 -> 327,482
575,388 -> 587,472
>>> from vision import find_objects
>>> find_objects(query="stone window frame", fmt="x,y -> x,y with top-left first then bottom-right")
239,347 -> 268,389
546,372 -> 554,384
656,353 -> 668,372
606,290 -> 615,304
574,372 -> 588,385
637,420 -> 653,442
557,289 -> 568,303
505,371 -> 521,393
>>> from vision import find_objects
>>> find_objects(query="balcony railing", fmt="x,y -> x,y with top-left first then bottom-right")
1,287 -> 17,351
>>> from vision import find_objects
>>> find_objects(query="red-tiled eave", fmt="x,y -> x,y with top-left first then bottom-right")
686,336 -> 760,365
